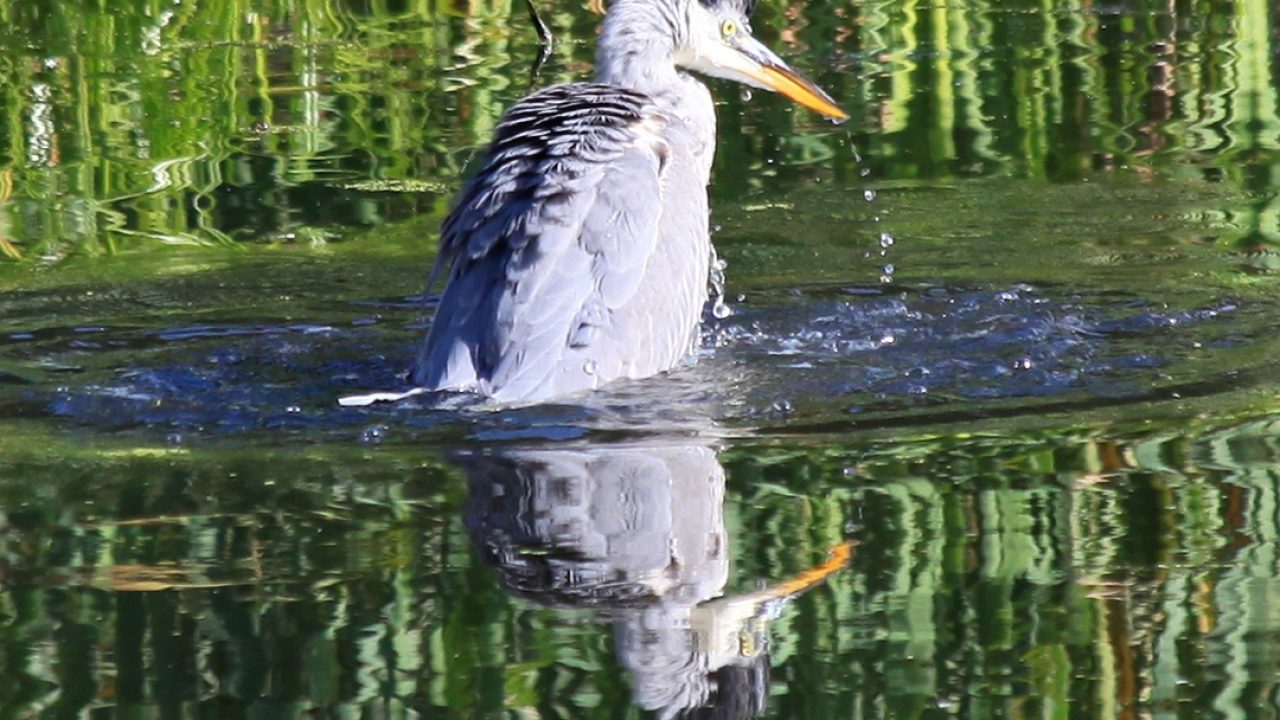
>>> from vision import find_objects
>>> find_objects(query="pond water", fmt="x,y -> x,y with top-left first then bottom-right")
3,0 -> 1280,717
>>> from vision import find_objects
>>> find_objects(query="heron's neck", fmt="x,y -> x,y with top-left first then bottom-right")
594,0 -> 717,175
595,0 -> 685,95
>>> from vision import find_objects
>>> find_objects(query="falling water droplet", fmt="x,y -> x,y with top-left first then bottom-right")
880,263 -> 895,284
707,247 -> 732,321
879,231 -> 895,249
740,87 -> 753,102
862,188 -> 877,202
583,360 -> 598,376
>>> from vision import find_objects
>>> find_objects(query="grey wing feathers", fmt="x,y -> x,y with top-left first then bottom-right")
414,83 -> 668,400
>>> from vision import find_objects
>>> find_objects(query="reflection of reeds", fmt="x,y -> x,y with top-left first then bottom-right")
0,0 -> 1276,256
0,421 -> 1276,715
0,167 -> 17,258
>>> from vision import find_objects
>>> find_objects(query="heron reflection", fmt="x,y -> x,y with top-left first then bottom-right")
457,442 -> 850,719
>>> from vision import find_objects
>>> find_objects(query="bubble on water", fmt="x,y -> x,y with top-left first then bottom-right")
712,301 -> 733,319
863,188 -> 877,202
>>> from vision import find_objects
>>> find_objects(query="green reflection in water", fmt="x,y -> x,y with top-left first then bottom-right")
3,0 -> 1280,256
0,420 -> 1278,717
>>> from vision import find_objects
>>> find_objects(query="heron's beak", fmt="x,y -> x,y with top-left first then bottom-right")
710,35 -> 848,121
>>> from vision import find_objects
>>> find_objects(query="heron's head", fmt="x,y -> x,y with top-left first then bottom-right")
674,0 -> 846,120
596,0 -> 847,121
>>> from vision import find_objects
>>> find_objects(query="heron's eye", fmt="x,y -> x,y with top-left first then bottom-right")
720,19 -> 738,37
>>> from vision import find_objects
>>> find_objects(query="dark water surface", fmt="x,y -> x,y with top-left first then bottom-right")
3,0 -> 1280,717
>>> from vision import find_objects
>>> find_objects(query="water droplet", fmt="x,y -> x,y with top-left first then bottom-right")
583,360 -> 598,375
740,88 -> 753,102
879,264 -> 895,284
850,144 -> 863,163
360,425 -> 386,444
771,398 -> 793,414
879,232 -> 895,248
286,405 -> 301,414
862,188 -> 877,202
860,168 -> 871,177
1015,357 -> 1033,370
706,247 -> 732,320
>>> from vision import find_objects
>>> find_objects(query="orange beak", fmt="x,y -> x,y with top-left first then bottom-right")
738,59 -> 847,121
700,33 -> 848,121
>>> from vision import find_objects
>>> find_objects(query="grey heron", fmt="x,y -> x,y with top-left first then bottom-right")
460,440 -> 851,717
413,0 -> 847,403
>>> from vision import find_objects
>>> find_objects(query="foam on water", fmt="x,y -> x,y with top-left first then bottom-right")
20,283 -> 1249,441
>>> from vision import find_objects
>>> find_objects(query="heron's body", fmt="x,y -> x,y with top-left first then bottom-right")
413,0 -> 844,402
